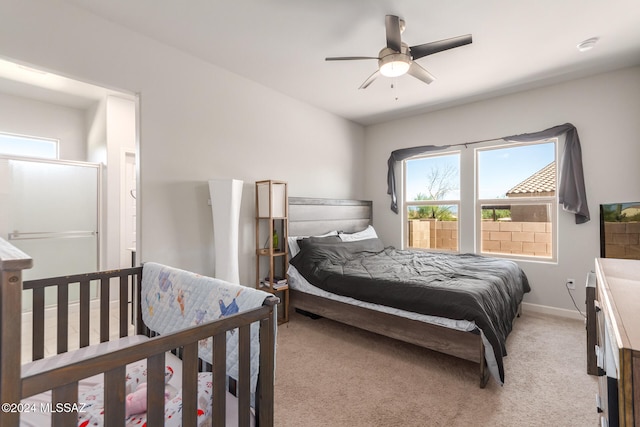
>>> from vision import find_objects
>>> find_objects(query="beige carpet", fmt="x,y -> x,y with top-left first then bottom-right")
273,310 -> 598,427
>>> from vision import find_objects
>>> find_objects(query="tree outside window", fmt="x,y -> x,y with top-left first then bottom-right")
403,140 -> 557,261
404,152 -> 460,252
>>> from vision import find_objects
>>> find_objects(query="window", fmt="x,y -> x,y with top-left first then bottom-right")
404,152 -> 460,252
401,139 -> 558,262
0,132 -> 58,159
477,140 -> 556,260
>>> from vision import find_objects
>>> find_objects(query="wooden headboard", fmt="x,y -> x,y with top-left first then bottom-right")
288,197 -> 372,237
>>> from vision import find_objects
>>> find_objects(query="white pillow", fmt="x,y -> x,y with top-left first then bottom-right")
288,230 -> 338,258
338,225 -> 378,242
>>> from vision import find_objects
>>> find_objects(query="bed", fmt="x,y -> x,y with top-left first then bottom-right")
287,197 -> 530,388
0,238 -> 277,426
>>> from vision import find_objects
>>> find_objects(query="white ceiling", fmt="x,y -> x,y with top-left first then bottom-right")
0,58 -> 131,109
7,1 -> 640,125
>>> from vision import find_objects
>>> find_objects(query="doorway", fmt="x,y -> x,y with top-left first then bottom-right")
0,58 -> 139,283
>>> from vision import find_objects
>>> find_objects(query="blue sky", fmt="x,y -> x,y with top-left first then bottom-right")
406,142 -> 555,201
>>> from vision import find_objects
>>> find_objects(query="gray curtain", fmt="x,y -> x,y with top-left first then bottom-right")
386,123 -> 590,224
504,123 -> 590,224
387,145 -> 450,214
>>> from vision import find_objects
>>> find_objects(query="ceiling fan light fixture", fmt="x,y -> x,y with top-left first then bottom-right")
379,53 -> 411,77
326,15 -> 471,89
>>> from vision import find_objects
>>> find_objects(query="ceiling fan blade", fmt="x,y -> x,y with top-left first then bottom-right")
359,70 -> 380,89
407,62 -> 435,85
410,34 -> 472,60
385,15 -> 402,52
325,56 -> 378,61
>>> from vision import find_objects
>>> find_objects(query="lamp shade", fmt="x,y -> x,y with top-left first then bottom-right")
257,181 -> 286,218
208,179 -> 243,284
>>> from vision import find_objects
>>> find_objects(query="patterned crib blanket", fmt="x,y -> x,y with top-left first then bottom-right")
141,262 -> 272,393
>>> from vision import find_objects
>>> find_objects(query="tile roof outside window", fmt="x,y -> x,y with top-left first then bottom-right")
506,162 -> 555,197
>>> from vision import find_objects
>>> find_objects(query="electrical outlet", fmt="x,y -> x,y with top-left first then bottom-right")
567,278 -> 575,290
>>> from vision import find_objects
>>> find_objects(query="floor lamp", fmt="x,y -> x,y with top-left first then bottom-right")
208,178 -> 243,284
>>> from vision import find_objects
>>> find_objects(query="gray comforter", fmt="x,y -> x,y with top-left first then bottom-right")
289,237 -> 531,383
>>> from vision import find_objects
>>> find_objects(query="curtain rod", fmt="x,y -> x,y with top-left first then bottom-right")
450,137 -> 505,148
452,134 -> 558,149
387,123 -> 590,224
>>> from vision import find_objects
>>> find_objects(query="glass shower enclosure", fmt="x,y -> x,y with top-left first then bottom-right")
0,156 -> 100,310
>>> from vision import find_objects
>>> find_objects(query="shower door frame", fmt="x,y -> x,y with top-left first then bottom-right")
2,155 -> 102,278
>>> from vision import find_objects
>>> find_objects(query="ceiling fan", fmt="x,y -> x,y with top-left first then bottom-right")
326,15 -> 472,89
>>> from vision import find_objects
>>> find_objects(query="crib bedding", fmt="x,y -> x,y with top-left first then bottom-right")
289,237 -> 531,383
20,350 -> 254,427
141,262 -> 271,394
20,262 -> 271,427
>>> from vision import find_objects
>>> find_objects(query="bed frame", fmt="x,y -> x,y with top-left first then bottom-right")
0,238 -> 277,426
288,197 -> 490,388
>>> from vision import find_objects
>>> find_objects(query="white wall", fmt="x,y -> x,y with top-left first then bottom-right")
86,98 -> 106,165
106,96 -> 136,269
0,0 -> 365,285
364,66 -> 640,313
0,91 -> 86,160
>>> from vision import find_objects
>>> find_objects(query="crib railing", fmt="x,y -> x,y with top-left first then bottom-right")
0,238 -> 278,427
22,267 -> 142,361
0,238 -> 33,427
19,300 -> 277,426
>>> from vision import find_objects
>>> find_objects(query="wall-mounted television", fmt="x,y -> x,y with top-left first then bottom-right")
600,202 -> 640,259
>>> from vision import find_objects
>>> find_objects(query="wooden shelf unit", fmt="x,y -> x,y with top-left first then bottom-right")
255,180 -> 289,323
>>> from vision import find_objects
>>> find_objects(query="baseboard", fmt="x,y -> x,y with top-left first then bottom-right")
522,302 -> 585,321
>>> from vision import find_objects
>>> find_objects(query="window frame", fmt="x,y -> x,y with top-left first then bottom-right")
400,139 -> 559,264
475,139 -> 558,263
402,150 -> 461,253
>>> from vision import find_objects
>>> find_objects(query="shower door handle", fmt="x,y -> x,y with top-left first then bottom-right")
8,231 -> 98,240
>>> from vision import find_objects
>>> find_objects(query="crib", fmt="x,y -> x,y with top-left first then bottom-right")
0,238 -> 277,426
